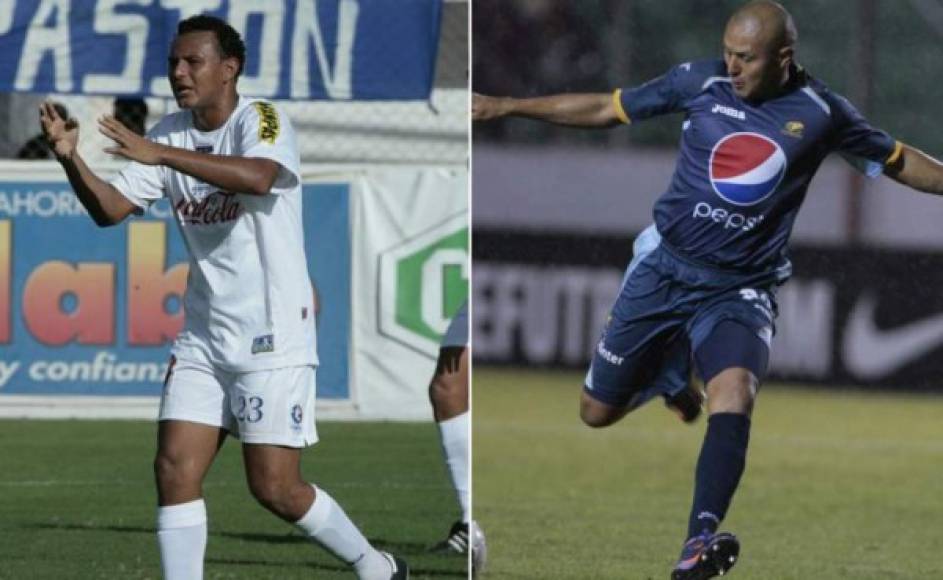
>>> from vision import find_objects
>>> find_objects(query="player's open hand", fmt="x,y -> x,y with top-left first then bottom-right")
99,115 -> 162,165
38,101 -> 78,160
472,93 -> 510,121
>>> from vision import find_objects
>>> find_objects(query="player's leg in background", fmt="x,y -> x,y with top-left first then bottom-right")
154,419 -> 228,580
429,345 -> 487,575
242,444 -> 406,580
430,346 -> 470,527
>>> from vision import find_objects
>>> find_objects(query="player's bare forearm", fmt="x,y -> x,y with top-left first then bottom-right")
473,93 -> 620,128
887,144 -> 943,194
59,153 -> 136,227
155,145 -> 280,196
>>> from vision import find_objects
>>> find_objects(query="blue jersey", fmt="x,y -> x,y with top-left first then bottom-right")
616,59 -> 900,273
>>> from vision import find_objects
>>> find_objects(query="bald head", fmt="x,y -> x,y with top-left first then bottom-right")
727,0 -> 797,53
723,0 -> 797,101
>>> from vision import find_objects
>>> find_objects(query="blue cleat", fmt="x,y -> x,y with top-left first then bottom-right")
671,532 -> 739,579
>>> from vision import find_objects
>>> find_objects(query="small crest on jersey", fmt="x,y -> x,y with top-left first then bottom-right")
253,102 -> 280,144
190,182 -> 213,199
301,307 -> 308,320
251,334 -> 275,354
782,121 -> 804,138
291,404 -> 303,425
195,145 -> 213,153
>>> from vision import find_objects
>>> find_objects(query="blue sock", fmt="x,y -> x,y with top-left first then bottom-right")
686,412 -> 751,539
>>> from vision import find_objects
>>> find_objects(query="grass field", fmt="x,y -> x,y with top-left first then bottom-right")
0,420 -> 467,579
473,367 -> 943,580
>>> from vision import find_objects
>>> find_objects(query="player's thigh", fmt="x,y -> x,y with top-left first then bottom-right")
690,290 -> 773,414
155,357 -> 230,493
690,287 -> 775,385
229,365 -> 318,448
159,355 -> 236,433
241,442 -> 313,520
585,316 -> 685,408
242,441 -> 304,487
693,320 -> 770,386
156,419 -> 228,478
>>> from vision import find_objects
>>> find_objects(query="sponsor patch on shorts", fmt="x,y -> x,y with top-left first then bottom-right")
251,334 -> 275,354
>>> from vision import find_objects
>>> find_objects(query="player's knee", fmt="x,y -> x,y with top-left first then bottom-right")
706,368 -> 757,415
429,374 -> 462,407
247,475 -> 293,513
581,412 -> 614,428
154,451 -> 199,490
580,396 -> 620,428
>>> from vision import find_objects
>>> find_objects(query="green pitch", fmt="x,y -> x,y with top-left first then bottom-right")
473,367 -> 943,580
0,420 -> 467,580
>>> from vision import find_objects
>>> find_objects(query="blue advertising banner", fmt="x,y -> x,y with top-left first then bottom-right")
0,176 -> 350,399
0,0 -> 441,100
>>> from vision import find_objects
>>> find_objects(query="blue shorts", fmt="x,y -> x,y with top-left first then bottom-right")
584,226 -> 784,408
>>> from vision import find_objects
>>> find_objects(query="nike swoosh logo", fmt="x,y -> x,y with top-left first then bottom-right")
843,292 -> 943,379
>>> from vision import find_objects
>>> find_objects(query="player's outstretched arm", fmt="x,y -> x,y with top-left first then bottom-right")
885,144 -> 943,194
472,92 -> 622,128
98,116 -> 280,196
39,102 -> 137,227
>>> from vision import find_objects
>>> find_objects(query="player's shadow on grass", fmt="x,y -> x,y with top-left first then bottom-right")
27,522 -> 430,551
207,557 -> 467,578
25,522 -> 464,576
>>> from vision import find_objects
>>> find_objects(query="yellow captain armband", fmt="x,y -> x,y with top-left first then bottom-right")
613,89 -> 631,124
253,101 -> 280,144
885,140 -> 903,165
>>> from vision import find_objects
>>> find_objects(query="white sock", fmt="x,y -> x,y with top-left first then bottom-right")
438,412 -> 470,522
295,485 -> 391,580
157,499 -> 207,580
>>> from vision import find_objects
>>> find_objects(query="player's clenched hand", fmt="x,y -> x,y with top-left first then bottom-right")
38,101 -> 79,160
472,93 -> 511,121
99,115 -> 162,165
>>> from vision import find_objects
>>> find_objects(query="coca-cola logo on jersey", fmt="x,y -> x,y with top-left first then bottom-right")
174,192 -> 242,225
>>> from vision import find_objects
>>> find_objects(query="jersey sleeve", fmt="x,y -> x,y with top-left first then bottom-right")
830,94 -> 901,177
615,60 -> 722,123
235,101 -> 301,195
110,120 -> 169,212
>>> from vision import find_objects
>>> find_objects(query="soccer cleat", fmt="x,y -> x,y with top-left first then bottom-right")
431,520 -> 471,554
470,521 -> 487,577
664,383 -> 705,423
671,532 -> 739,579
381,551 -> 409,580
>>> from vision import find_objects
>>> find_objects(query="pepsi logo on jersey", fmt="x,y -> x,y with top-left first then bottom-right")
708,132 -> 786,206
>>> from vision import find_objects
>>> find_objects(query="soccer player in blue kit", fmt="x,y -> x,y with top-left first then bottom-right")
473,1 -> 943,578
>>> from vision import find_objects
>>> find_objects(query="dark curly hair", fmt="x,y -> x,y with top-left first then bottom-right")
177,15 -> 246,77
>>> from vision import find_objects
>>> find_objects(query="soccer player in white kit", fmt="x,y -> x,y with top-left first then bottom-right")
39,15 -> 407,580
428,301 -> 486,575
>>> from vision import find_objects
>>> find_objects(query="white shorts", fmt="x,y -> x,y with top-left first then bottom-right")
441,301 -> 468,348
159,356 -> 318,448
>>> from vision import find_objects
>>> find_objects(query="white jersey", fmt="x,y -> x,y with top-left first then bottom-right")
111,96 -> 317,372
